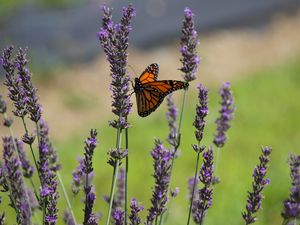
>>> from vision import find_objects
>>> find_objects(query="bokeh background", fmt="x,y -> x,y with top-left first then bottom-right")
1,0 -> 300,224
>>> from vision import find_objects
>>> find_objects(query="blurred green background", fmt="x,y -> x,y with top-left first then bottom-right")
1,1 -> 300,225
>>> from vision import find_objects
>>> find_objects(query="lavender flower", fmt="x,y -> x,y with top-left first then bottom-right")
82,129 -> 98,225
27,188 -> 39,213
213,82 -> 235,148
166,94 -> 178,150
2,136 -> 31,224
0,94 -> 13,127
72,157 -> 85,195
180,7 -> 200,82
116,167 -> 126,208
84,189 -> 98,225
129,198 -> 144,225
14,48 -> 42,122
192,147 -> 214,224
113,208 -> 125,225
63,210 -> 76,225
0,163 -> 9,192
171,187 -> 180,198
39,119 -> 60,172
0,95 -> 7,114
2,46 -> 42,122
38,122 -> 59,224
242,146 -> 272,224
15,139 -> 34,178
107,148 -> 128,167
98,5 -> 135,129
2,46 -> 27,118
282,154 -> 300,222
188,176 -> 199,218
146,140 -> 173,224
192,84 -> 208,153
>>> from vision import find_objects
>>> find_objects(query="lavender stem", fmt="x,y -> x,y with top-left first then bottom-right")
214,147 -> 220,180
125,117 -> 129,225
187,151 -> 201,225
106,127 -> 122,225
21,117 -> 39,176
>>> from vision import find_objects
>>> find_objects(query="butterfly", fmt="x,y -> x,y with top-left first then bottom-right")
133,63 -> 189,117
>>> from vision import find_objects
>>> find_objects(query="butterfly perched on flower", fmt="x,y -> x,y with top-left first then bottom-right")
133,63 -> 188,117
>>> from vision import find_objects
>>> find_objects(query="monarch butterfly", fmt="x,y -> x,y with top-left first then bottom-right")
133,63 -> 188,117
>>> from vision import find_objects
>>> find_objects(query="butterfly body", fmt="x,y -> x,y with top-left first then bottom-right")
133,63 -> 188,117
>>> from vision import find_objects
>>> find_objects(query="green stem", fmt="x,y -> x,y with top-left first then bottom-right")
21,117 -> 39,172
177,87 -> 188,135
106,160 -> 120,225
214,147 -> 220,182
125,117 -> 129,225
106,126 -> 123,225
187,151 -> 200,225
57,172 -> 78,225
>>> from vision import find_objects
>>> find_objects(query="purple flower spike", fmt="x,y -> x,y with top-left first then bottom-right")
2,46 -> 27,118
113,208 -> 125,225
171,187 -> 180,198
193,147 -> 214,224
63,210 -> 76,225
37,120 -> 59,224
14,48 -> 42,122
166,94 -> 178,150
39,119 -> 60,172
0,95 -> 7,114
213,82 -> 235,148
116,167 -> 126,208
0,94 -> 13,127
2,46 -> 42,122
193,84 -> 208,153
282,154 -> 300,222
129,198 -> 144,225
180,7 -> 200,82
242,146 -> 272,224
188,176 -> 199,217
15,139 -> 34,178
2,136 -> 31,224
146,140 -> 173,224
98,5 -> 135,128
71,129 -> 99,225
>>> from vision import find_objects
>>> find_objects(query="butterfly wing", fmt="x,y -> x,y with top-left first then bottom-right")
136,80 -> 188,117
138,63 -> 159,84
135,86 -> 164,117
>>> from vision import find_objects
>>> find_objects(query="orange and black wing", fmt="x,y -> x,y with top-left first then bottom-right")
138,63 -> 159,84
143,80 -> 188,97
136,80 -> 188,117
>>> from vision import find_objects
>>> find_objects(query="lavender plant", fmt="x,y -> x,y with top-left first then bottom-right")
213,82 -> 235,148
129,198 -> 144,225
192,147 -> 214,224
213,81 -> 235,184
146,140 -> 173,225
282,154 -> 300,225
187,84 -> 209,225
2,136 -> 31,224
98,5 -> 135,224
159,8 -> 200,224
242,146 -> 272,224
